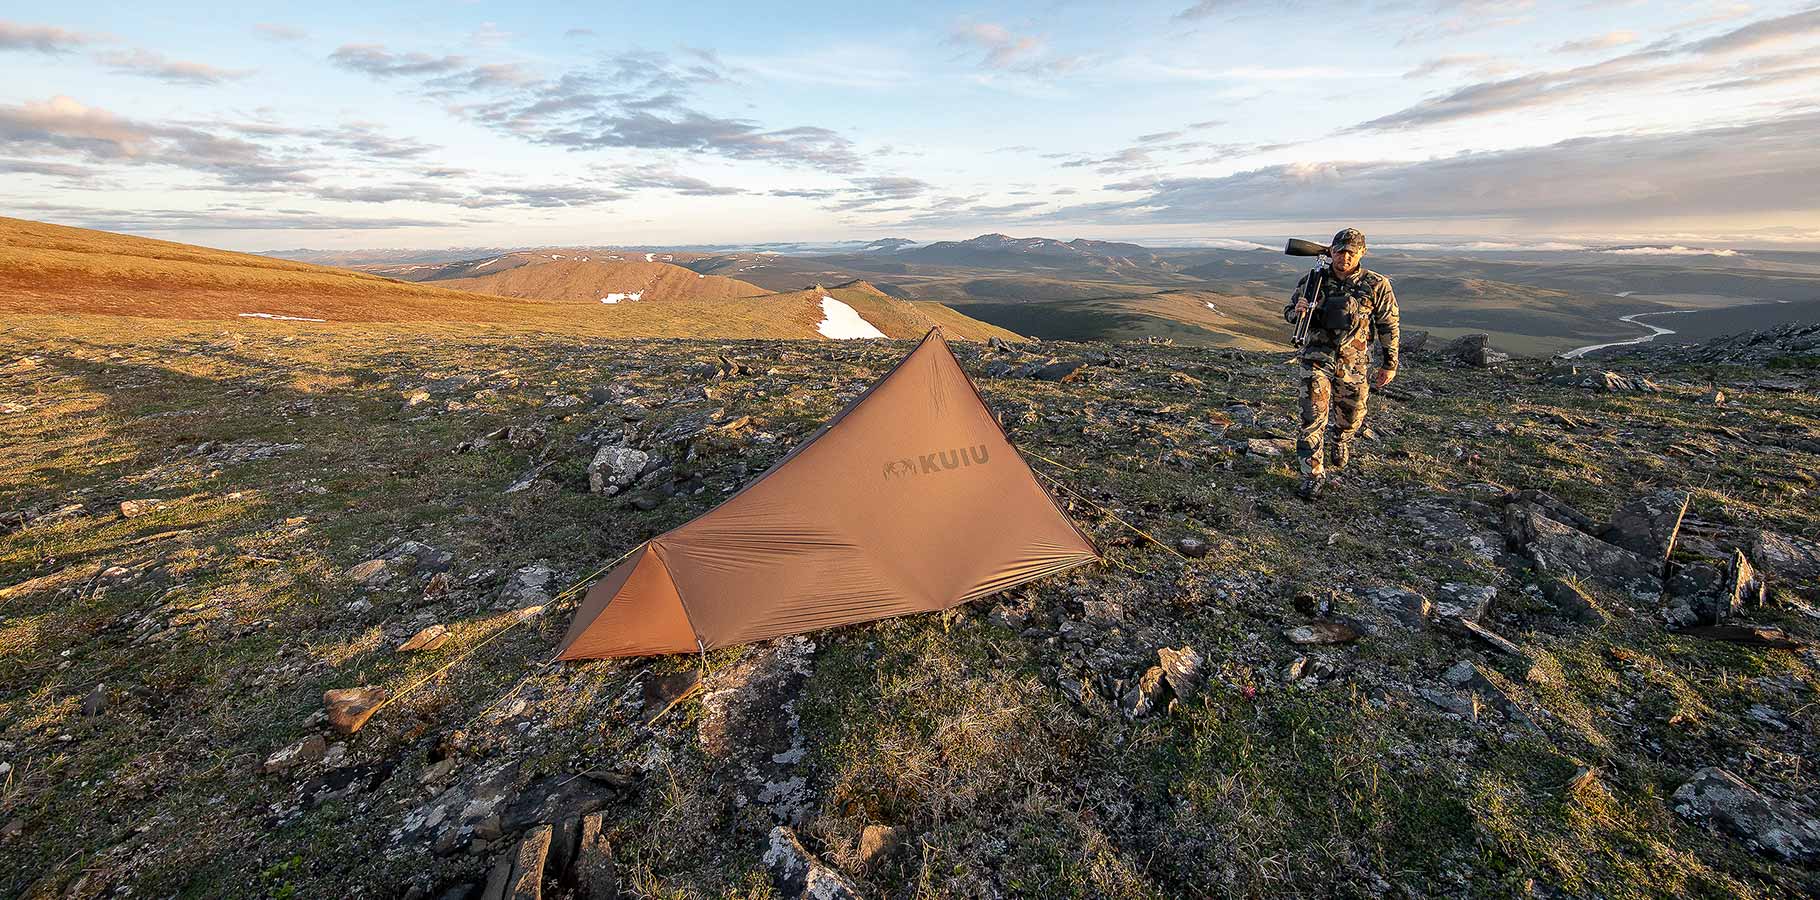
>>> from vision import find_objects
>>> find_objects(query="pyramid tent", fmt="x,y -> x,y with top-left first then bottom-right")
556,328 -> 1101,660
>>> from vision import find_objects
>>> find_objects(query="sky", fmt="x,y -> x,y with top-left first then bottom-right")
4,0 -> 1820,250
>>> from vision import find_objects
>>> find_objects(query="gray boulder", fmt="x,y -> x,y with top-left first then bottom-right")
1751,530 -> 1820,580
1673,767 -> 1820,863
1600,489 -> 1689,570
588,446 -> 649,496
1506,502 -> 1661,595
1448,333 -> 1510,368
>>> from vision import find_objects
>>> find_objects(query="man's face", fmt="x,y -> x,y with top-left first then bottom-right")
1331,246 -> 1363,272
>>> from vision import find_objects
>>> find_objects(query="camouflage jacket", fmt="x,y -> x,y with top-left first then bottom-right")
1283,266 -> 1400,379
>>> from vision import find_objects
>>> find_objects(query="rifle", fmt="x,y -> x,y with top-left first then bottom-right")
1284,238 -> 1330,347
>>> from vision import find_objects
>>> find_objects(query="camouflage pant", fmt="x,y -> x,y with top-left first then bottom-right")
1298,366 -> 1369,477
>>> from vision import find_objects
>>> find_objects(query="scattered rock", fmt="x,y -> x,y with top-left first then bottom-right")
1120,665 -> 1168,719
1751,530 -> 1820,580
118,499 -> 162,518
423,572 -> 453,602
80,684 -> 107,717
1284,622 -> 1359,645
1435,583 -> 1496,622
1448,333 -> 1510,368
404,389 -> 432,407
1175,536 -> 1209,558
324,687 -> 389,735
1679,624 -> 1807,650
1033,359 -> 1086,382
1457,618 -> 1527,658
1673,767 -> 1820,863
1156,646 -> 1206,700
1505,489 -> 1598,535
763,826 -> 861,900
573,813 -> 617,900
0,819 -> 21,841
1600,489 -> 1689,571
501,563 -> 555,608
588,446 -> 650,496
481,823 -> 551,900
1539,577 -> 1605,625
1367,586 -> 1432,628
858,823 -> 902,870
1548,369 -> 1658,392
398,624 -> 451,653
347,558 -> 396,589
1399,330 -> 1430,354
263,734 -> 328,774
1506,501 -> 1661,595
1243,438 -> 1289,457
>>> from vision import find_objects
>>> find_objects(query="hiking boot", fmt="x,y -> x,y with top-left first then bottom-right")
1328,441 -> 1351,472
1296,475 -> 1325,502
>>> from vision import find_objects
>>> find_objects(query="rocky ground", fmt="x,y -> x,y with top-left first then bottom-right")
0,314 -> 1817,899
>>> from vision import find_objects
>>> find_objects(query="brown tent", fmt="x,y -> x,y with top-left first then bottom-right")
556,328 -> 1100,659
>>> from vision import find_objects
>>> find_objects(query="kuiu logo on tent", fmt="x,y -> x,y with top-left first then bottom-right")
882,444 -> 989,479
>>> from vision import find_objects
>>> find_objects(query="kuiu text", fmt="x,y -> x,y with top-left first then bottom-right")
882,444 -> 990,479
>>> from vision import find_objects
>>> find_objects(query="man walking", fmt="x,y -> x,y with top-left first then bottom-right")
1284,228 -> 1400,501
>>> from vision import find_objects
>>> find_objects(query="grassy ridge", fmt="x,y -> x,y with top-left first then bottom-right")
1,311 -> 1814,897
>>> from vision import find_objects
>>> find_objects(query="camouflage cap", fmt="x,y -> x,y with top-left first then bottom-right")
1330,228 -> 1366,252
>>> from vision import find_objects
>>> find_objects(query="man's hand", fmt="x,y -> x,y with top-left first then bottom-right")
1293,299 -> 1312,317
1370,367 -> 1396,389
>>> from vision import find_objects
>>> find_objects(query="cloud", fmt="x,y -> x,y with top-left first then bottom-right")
564,28 -> 596,38
826,176 -> 932,211
0,96 -> 312,185
0,157 -> 91,177
96,49 -> 251,84
329,43 -> 466,78
14,201 -> 453,232
1356,6 -> 1820,132
1598,246 -> 1740,256
769,188 -> 839,200
253,23 -> 307,42
1553,31 -> 1637,54
1042,109 -> 1820,226
343,45 -> 864,173
1062,147 -> 1158,174
609,165 -> 744,196
1404,54 -> 1515,79
310,180 -> 624,208
0,20 -> 98,53
947,20 -> 1082,75
1175,1 -> 1238,21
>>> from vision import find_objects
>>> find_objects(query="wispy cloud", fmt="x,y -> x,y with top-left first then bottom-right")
609,165 -> 744,196
253,23 -> 307,42
96,49 -> 251,85
947,20 -> 1083,75
337,43 -> 866,173
1352,6 -> 1820,133
0,20 -> 99,53
1045,109 -> 1820,226
1553,31 -> 1637,54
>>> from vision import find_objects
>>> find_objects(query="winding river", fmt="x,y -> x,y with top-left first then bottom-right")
1561,309 -> 1700,358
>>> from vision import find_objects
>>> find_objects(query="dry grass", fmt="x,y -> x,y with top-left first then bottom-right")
0,217 -> 1018,342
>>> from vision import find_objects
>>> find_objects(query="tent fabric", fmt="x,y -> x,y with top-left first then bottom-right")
556,328 -> 1100,660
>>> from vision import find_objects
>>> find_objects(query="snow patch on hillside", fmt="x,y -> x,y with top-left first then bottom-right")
644,252 -> 656,262
238,312 -> 326,322
472,257 -> 504,270
817,297 -> 885,340
600,292 -> 643,304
